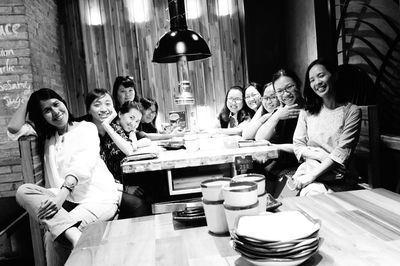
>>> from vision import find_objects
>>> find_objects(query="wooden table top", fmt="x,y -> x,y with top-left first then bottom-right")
121,144 -> 279,174
65,188 -> 400,266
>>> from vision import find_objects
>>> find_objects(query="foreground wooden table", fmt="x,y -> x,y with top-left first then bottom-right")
65,189 -> 400,265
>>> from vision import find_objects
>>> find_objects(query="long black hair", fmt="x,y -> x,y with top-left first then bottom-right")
26,88 -> 74,152
218,86 -> 251,128
112,76 -> 139,110
139,97 -> 158,132
244,82 -> 262,117
303,58 -> 337,114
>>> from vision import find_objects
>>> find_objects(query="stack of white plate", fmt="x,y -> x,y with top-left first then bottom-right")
230,210 -> 321,266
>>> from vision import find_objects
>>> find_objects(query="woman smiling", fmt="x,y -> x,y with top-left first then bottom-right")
291,58 -> 361,196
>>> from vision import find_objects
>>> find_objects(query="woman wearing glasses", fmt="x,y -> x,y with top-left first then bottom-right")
242,83 -> 280,140
247,69 -> 304,197
113,76 -> 139,111
291,58 -> 361,196
214,86 -> 251,135
255,69 -> 304,142
244,82 -> 263,117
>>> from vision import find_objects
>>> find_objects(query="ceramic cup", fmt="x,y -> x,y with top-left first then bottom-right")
232,173 -> 266,196
202,198 -> 229,234
224,200 -> 259,230
222,181 -> 258,207
201,178 -> 231,201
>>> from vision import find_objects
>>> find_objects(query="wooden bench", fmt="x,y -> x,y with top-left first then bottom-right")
18,135 -> 124,265
18,135 -> 46,266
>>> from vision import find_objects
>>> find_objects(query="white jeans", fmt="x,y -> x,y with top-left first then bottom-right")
16,184 -> 118,266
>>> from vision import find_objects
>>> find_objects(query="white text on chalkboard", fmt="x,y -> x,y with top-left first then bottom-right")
0,24 -> 21,37
0,59 -> 15,74
0,49 -> 14,57
0,80 -> 31,92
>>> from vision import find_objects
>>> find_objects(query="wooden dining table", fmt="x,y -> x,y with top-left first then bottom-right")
65,188 -> 400,265
121,137 -> 279,197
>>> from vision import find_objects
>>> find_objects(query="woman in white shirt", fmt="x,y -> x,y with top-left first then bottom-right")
7,88 -> 120,253
292,58 -> 361,195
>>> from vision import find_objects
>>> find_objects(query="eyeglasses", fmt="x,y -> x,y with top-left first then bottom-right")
275,84 -> 296,95
227,97 -> 243,103
262,95 -> 277,102
245,94 -> 260,100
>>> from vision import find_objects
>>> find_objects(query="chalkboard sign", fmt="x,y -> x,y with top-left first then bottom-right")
234,155 -> 253,175
0,20 -> 31,116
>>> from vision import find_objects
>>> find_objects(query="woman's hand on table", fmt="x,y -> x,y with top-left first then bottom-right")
170,127 -> 185,137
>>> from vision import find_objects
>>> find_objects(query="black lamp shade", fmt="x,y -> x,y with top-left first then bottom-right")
152,0 -> 211,63
152,29 -> 211,63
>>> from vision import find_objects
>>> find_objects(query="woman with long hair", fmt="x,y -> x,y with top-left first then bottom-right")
8,88 -> 120,264
244,82 -> 263,117
112,76 -> 139,111
255,68 -> 304,143
137,97 -> 184,140
291,58 -> 361,196
242,82 -> 280,140
214,85 -> 251,135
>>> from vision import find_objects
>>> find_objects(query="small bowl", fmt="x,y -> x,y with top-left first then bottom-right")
224,200 -> 259,230
202,199 -> 229,234
222,181 -> 258,207
232,173 -> 266,196
201,178 -> 231,201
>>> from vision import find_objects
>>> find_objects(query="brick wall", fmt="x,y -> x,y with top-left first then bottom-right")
0,0 -> 66,197
25,0 -> 66,98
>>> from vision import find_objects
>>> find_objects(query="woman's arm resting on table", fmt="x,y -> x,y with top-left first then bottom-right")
242,107 -> 270,140
137,137 -> 152,148
143,127 -> 185,140
272,143 -> 294,154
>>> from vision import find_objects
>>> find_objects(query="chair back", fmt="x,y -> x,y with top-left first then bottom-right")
337,64 -> 381,188
336,64 -> 376,105
18,135 -> 46,266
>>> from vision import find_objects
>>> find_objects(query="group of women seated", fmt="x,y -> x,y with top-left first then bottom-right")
215,58 -> 361,196
6,58 -> 361,265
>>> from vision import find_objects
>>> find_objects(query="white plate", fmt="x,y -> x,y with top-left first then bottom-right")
241,249 -> 317,266
235,210 -> 320,242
